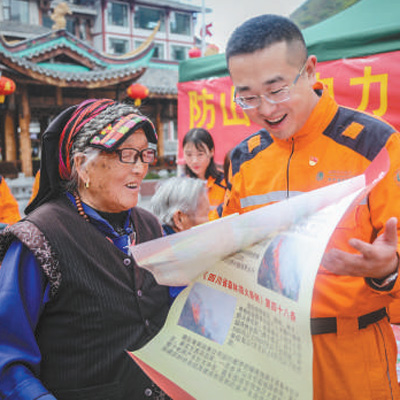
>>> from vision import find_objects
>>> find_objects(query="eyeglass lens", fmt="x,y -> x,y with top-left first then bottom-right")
235,61 -> 307,109
118,148 -> 155,164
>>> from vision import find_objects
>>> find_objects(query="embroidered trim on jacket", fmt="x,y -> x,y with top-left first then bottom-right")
0,221 -> 61,298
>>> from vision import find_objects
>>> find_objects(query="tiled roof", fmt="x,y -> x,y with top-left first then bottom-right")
0,30 -> 154,88
137,66 -> 178,96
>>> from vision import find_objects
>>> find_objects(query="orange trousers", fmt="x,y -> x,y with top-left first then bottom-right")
313,318 -> 400,399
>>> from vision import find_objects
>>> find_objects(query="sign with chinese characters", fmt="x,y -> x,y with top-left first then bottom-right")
177,51 -> 400,165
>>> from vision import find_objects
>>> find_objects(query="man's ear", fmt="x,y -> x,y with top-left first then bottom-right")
306,55 -> 318,85
172,210 -> 185,232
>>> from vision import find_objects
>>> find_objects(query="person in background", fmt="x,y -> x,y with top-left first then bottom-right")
0,99 -> 171,399
150,176 -> 210,300
28,169 -> 41,204
182,128 -> 226,220
0,175 -> 21,229
223,14 -> 400,399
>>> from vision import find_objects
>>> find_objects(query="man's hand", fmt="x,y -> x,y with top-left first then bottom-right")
322,217 -> 399,279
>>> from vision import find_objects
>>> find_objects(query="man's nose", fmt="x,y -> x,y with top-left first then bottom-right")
257,96 -> 278,115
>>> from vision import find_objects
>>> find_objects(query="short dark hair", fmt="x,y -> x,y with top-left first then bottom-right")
182,128 -> 220,180
226,14 -> 307,62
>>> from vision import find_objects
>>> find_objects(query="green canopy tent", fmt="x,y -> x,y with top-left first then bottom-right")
179,0 -> 400,82
178,0 -> 400,164
303,0 -> 400,62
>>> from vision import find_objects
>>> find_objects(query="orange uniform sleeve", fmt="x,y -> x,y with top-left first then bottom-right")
222,165 -> 242,217
0,177 -> 21,224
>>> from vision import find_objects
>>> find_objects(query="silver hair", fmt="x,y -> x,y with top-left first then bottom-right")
150,177 -> 207,227
64,147 -> 102,193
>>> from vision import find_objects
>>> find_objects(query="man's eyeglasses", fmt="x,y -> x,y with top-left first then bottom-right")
233,61 -> 307,109
114,148 -> 156,164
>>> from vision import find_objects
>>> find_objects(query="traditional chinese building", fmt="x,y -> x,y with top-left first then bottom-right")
0,28 -> 169,177
0,0 -> 208,177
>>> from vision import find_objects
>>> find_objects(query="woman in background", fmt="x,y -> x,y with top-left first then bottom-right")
150,176 -> 210,300
182,128 -> 226,220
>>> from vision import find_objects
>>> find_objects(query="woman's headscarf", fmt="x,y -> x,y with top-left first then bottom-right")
26,99 -> 157,214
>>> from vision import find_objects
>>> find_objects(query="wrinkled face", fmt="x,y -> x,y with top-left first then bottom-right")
228,41 -> 319,140
180,191 -> 210,231
183,142 -> 213,180
81,129 -> 149,212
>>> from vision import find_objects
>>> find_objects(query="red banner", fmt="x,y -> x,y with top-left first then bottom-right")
177,50 -> 400,166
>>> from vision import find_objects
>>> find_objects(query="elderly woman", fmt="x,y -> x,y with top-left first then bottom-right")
0,99 -> 170,400
150,176 -> 210,235
150,176 -> 210,300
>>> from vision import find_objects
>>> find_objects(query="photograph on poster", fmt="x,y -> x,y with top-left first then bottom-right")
178,283 -> 237,344
257,234 -> 302,301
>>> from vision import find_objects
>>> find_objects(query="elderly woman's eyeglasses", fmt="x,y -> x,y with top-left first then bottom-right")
115,148 -> 156,164
233,61 -> 307,109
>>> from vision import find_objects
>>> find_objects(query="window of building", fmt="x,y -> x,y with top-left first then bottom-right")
42,13 -> 75,35
109,37 -> 129,55
171,45 -> 189,61
107,1 -> 128,28
134,6 -> 165,32
67,18 -> 76,35
42,14 -> 52,28
3,0 -> 29,23
135,40 -> 165,59
170,12 -> 191,36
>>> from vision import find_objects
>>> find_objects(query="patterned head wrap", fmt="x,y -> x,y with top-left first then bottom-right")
58,99 -> 157,181
26,98 -> 157,214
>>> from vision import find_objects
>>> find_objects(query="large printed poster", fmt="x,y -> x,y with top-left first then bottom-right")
177,51 -> 400,166
129,150 -> 389,400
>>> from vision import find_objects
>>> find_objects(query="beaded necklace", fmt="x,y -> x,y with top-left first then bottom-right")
72,192 -> 136,247
74,192 -> 90,222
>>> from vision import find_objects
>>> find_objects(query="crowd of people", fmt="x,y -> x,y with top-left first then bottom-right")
0,13 -> 400,400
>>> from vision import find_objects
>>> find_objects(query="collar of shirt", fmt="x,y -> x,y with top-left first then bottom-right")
66,192 -> 133,254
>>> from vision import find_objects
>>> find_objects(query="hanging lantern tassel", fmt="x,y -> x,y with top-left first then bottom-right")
0,76 -> 16,104
127,83 -> 149,107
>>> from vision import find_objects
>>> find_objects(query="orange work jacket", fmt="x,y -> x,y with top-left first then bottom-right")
207,174 -> 227,221
223,86 -> 400,398
224,86 -> 400,317
0,176 -> 21,225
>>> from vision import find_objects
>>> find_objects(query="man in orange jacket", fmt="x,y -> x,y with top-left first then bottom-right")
0,176 -> 21,227
223,14 -> 400,399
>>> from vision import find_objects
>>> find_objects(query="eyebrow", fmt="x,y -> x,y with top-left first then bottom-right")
264,75 -> 285,85
235,75 -> 285,93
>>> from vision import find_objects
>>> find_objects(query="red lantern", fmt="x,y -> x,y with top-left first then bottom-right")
0,76 -> 16,103
188,46 -> 201,58
126,83 -> 149,107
